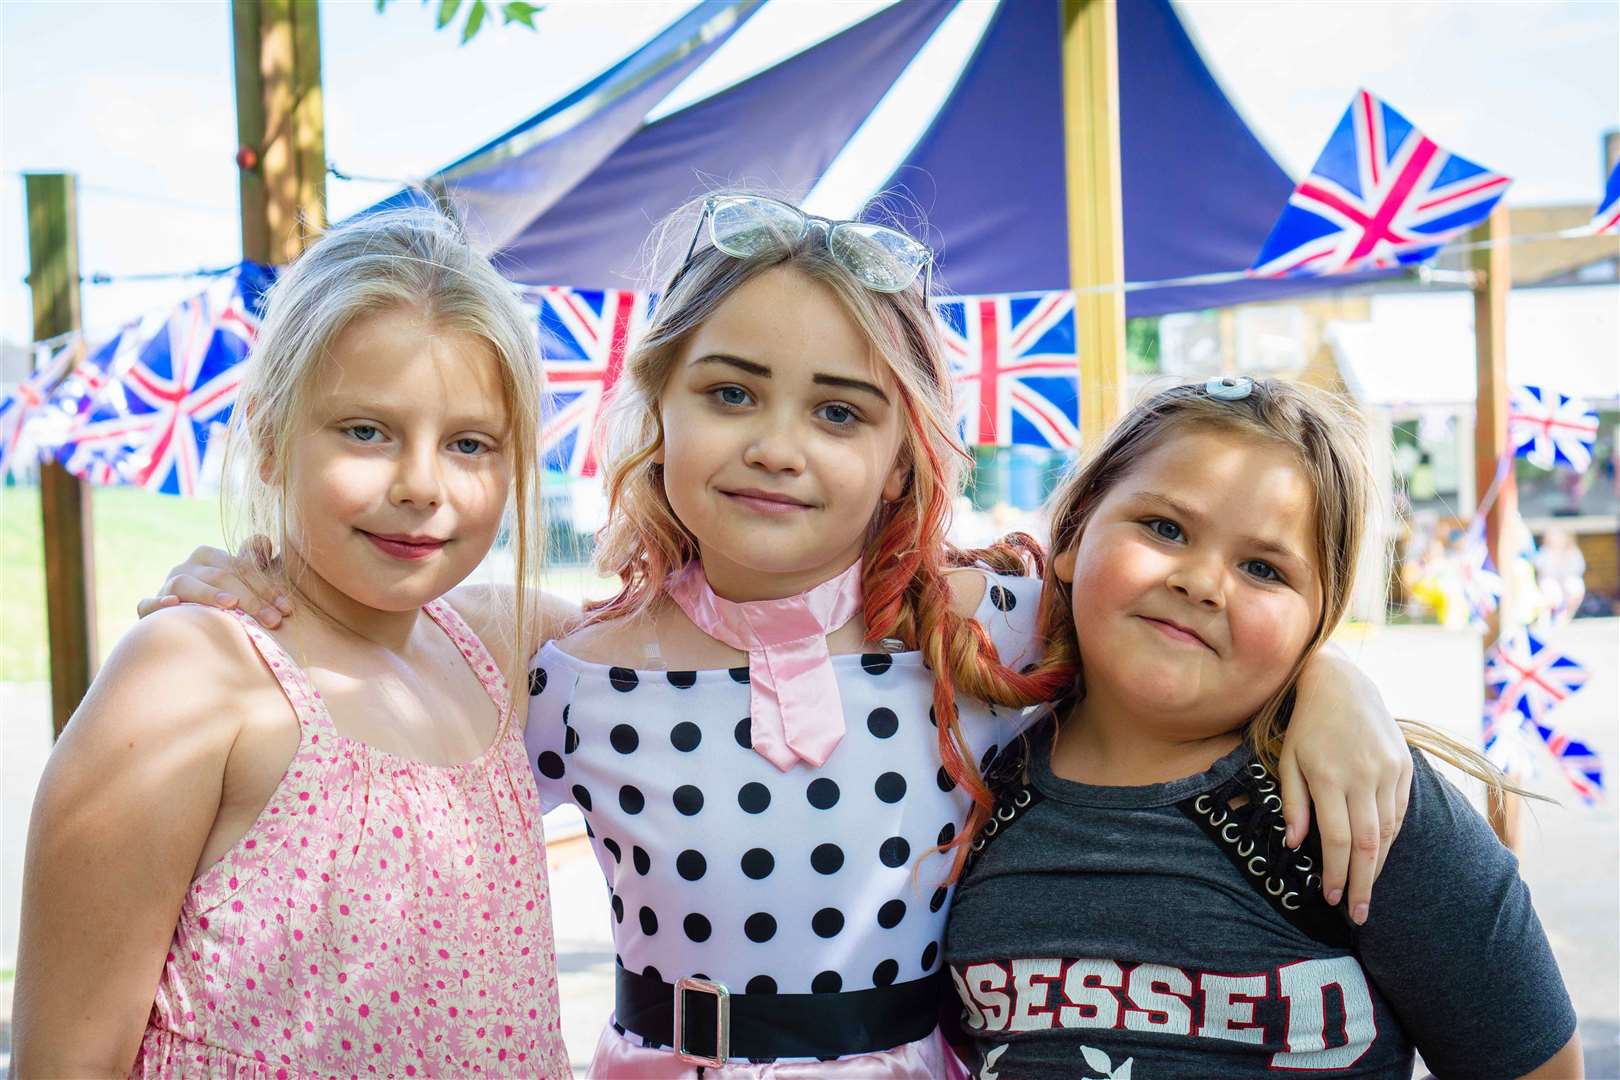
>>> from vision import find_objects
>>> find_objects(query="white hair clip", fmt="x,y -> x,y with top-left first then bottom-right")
1205,375 -> 1254,401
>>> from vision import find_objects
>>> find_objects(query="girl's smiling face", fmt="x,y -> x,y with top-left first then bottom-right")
657,265 -> 909,600
1054,427 -> 1323,738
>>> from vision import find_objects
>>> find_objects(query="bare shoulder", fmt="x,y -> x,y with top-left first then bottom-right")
445,584 -> 582,654
944,566 -> 990,617
554,607 -> 661,666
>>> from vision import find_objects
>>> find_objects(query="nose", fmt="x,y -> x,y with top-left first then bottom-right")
743,418 -> 807,475
390,441 -> 443,509
1166,558 -> 1224,610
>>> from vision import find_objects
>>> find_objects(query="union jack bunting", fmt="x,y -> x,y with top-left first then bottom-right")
0,338 -> 78,476
1482,699 -> 1537,780
1592,160 -> 1620,236
1485,629 -> 1588,727
1508,384 -> 1600,473
58,264 -> 274,496
1251,89 -> 1511,277
1457,522 -> 1503,629
932,291 -> 1080,449
1532,719 -> 1605,804
537,287 -> 653,476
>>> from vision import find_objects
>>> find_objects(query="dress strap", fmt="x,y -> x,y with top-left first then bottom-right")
423,599 -> 513,718
223,607 -> 339,740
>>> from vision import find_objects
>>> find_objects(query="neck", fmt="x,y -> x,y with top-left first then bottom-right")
283,551 -> 423,653
1052,684 -> 1243,787
695,546 -> 864,603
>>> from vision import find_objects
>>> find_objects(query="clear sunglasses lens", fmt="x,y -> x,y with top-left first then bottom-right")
709,197 -> 808,259
828,223 -> 928,292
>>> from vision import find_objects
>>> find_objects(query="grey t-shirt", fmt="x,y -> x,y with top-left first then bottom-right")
943,729 -> 1575,1078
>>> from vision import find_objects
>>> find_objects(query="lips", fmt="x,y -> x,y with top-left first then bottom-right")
720,488 -> 815,514
1138,615 -> 1215,652
360,530 -> 448,561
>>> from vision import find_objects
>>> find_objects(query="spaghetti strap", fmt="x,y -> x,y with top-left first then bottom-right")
424,598 -> 512,718
224,606 -> 339,740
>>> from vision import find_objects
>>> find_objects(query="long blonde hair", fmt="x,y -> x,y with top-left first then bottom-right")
590,194 -> 1074,877
1035,379 -> 1512,798
223,207 -> 546,696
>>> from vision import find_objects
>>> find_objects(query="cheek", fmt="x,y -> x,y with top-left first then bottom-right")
291,451 -> 380,520
1070,533 -> 1164,615
449,461 -> 512,530
1229,593 -> 1316,676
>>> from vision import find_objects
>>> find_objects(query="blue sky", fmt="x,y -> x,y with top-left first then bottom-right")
2,0 -> 1615,346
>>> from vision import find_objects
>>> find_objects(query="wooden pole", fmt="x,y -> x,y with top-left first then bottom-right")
24,173 -> 96,739
1061,0 -> 1128,448
1470,203 -> 1520,848
232,0 -> 327,264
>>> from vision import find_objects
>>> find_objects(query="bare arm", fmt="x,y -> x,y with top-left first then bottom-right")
1521,1034 -> 1583,1079
12,607 -> 251,1077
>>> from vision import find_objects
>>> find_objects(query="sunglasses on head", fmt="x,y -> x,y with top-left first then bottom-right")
678,194 -> 933,296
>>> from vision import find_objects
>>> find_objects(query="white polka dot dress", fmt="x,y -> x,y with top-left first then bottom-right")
524,572 -> 1043,1041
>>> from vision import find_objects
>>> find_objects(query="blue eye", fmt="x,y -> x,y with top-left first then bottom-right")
1146,518 -> 1183,541
714,385 -> 752,407
818,403 -> 860,426
1243,559 -> 1283,583
347,424 -> 380,443
451,437 -> 486,456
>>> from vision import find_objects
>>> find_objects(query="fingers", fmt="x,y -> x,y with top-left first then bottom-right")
135,594 -> 181,619
1277,746 -> 1309,850
1312,790 -> 1350,911
1342,790 -> 1382,926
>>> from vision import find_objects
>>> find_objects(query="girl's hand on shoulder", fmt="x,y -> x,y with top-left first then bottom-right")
1277,646 -> 1411,926
136,537 -> 291,627
13,605 -> 263,1076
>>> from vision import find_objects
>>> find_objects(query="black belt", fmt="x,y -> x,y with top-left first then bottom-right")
614,965 -> 944,1064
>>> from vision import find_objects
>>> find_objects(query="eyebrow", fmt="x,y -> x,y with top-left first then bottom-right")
690,353 -> 891,404
1135,490 -> 1310,569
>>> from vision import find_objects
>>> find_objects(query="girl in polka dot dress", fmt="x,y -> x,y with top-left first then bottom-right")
13,210 -> 570,1078
524,196 -> 1412,1077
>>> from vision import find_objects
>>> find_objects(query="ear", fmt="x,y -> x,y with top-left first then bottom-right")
882,457 -> 909,502
1052,544 -> 1078,584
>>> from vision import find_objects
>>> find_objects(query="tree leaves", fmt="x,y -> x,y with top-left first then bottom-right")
373,0 -> 542,44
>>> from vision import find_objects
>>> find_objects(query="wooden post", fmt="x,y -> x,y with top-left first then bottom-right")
1061,0 -> 1128,447
232,0 -> 327,264
1470,203 -> 1519,848
24,173 -> 96,738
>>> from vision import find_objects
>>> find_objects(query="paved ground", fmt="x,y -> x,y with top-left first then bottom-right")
3,620 -> 1616,1076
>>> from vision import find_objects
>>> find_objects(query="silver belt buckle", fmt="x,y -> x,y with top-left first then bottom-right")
673,976 -> 730,1067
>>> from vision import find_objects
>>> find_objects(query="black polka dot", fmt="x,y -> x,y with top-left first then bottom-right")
562,704 -> 570,724
877,899 -> 906,928
571,784 -> 592,811
928,706 -> 937,728
921,941 -> 939,970
584,821 -> 594,839
643,965 -> 661,983
929,886 -> 949,913
861,653 -> 893,676
602,838 -> 622,863
879,836 -> 910,867
936,766 -> 958,793
746,975 -> 777,994
670,721 -> 702,752
873,959 -> 899,986
740,848 -> 775,879
611,894 -> 624,923
811,907 -> 845,938
633,846 -> 651,876
979,744 -> 1001,772
673,785 -> 704,816
536,752 -> 564,779
684,914 -> 712,942
734,717 -> 753,749
806,778 -> 840,810
810,843 -> 844,875
744,913 -> 776,942
563,725 -> 579,754
619,785 -> 645,814
989,584 -> 1017,611
812,970 -> 843,993
874,772 -> 906,803
729,666 -> 751,684
608,666 -> 639,692
676,849 -> 707,881
610,724 -> 639,754
638,906 -> 658,935
867,707 -> 898,738
528,667 -> 547,696
737,782 -> 771,814
937,822 -> 956,846
667,670 -> 697,689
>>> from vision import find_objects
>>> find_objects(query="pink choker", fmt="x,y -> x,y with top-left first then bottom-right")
668,560 -> 865,771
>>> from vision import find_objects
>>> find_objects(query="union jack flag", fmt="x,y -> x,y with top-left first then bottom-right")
58,265 -> 273,495
932,291 -> 1080,449
1508,384 -> 1600,473
1592,160 -> 1620,236
1533,719 -> 1604,804
1485,629 -> 1588,727
1457,522 -> 1503,629
1482,698 -> 1537,779
537,287 -> 653,476
1251,89 -> 1511,277
0,338 -> 78,476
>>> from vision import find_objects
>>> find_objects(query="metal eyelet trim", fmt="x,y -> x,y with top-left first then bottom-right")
1220,822 -> 1242,843
1271,821 -> 1287,834
996,805 -> 1016,822
1247,762 -> 1268,779
971,839 -> 986,853
1194,795 -> 1213,814
1247,855 -> 1268,876
984,819 -> 999,837
1256,780 -> 1277,794
1261,793 -> 1284,813
1266,876 -> 1286,897
1208,808 -> 1229,826
1295,854 -> 1314,871
1236,839 -> 1256,858
1281,891 -> 1301,911
1013,789 -> 1033,808
1305,873 -> 1321,891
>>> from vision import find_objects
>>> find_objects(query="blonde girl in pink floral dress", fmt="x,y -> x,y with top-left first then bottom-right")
13,210 -> 570,1078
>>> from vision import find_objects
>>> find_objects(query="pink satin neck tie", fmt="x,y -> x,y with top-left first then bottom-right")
668,560 -> 865,772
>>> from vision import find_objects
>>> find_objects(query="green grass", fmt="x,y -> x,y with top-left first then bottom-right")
1,484 -> 228,682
